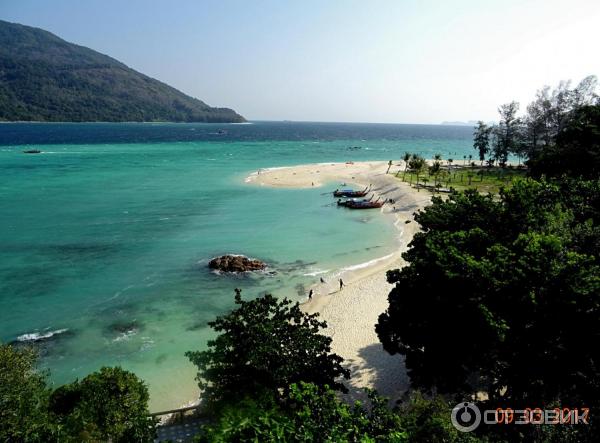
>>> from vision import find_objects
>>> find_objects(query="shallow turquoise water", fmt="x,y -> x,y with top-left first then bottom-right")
0,122 -> 473,409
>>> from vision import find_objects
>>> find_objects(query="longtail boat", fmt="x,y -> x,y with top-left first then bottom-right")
333,185 -> 371,198
345,198 -> 385,209
337,195 -> 373,207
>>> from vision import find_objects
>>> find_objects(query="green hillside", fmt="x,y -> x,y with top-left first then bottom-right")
0,20 -> 245,122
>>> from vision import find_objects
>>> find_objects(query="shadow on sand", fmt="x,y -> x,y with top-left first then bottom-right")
343,342 -> 410,405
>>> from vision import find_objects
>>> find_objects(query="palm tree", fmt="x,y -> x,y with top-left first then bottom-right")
463,155 -> 467,166
468,154 -> 473,166
434,153 -> 442,162
428,161 -> 441,190
386,160 -> 392,174
467,172 -> 474,186
400,152 -> 411,180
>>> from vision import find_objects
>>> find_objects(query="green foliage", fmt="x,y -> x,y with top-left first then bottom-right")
49,367 -> 156,442
473,121 -> 492,162
0,344 -> 53,442
407,154 -> 427,173
185,291 -> 350,406
376,178 -> 600,417
0,345 -> 155,442
0,20 -> 245,122
473,76 -> 599,175
398,393 -> 482,443
492,101 -> 521,165
528,104 -> 600,178
197,383 -> 485,443
196,382 -> 408,442
428,161 -> 441,177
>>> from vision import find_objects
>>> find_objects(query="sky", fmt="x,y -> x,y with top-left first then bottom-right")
1,0 -> 600,124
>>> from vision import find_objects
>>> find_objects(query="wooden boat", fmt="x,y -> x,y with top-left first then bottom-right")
345,198 -> 385,209
333,185 -> 370,198
337,195 -> 373,207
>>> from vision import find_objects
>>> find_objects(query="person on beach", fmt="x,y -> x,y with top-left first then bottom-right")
339,278 -> 344,290
308,289 -> 313,300
320,277 -> 325,284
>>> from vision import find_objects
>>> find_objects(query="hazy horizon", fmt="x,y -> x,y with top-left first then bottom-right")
2,0 -> 599,124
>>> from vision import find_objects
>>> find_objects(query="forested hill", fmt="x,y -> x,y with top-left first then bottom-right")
0,20 -> 245,123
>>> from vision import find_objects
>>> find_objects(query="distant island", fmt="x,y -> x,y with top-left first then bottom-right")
0,20 -> 245,123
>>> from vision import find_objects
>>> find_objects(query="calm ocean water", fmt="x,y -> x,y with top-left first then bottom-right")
0,121 -> 474,409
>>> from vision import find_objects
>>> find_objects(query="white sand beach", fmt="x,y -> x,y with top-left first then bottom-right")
247,161 -> 432,403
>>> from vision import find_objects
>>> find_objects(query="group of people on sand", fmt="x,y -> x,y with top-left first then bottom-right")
307,278 -> 344,301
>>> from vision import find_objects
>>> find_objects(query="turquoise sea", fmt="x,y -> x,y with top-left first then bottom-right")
0,121 -> 474,410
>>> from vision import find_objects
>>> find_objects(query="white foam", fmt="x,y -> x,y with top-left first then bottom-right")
340,253 -> 395,272
113,329 -> 137,342
262,166 -> 291,172
302,269 -> 330,277
140,337 -> 155,351
17,328 -> 69,342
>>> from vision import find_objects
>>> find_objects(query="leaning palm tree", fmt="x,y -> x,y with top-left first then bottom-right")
386,160 -> 393,174
400,152 -> 411,180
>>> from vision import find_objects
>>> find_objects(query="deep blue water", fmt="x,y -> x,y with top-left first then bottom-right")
0,121 -> 474,146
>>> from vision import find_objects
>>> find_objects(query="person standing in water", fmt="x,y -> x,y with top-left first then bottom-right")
339,278 -> 344,291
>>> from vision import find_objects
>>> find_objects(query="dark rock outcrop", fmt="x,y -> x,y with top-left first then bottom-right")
209,255 -> 267,273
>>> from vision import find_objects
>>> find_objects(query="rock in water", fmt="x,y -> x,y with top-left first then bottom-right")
209,255 -> 267,273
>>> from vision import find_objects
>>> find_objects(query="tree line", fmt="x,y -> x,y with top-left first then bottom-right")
473,75 -> 599,178
377,78 -> 600,442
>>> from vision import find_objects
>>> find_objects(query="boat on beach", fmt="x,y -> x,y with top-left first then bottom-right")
333,185 -> 371,197
337,195 -> 374,206
345,198 -> 385,209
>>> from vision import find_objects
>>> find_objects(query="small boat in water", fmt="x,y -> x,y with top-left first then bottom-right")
333,185 -> 371,198
23,149 -> 42,154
